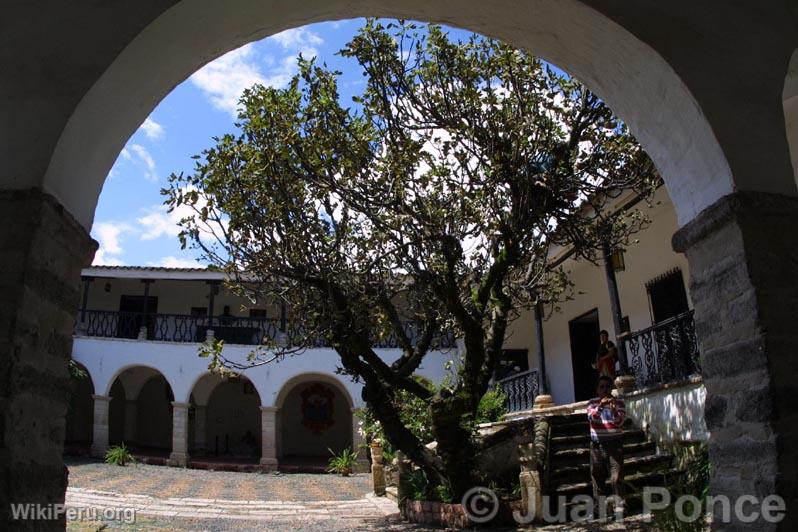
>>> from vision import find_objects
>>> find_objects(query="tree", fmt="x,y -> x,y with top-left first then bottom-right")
165,19 -> 657,498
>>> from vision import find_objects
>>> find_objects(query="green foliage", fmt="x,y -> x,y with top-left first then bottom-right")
68,359 -> 87,380
165,18 -> 659,497
406,468 -> 431,501
475,387 -> 508,424
105,443 -> 135,466
649,445 -> 711,531
327,447 -> 358,476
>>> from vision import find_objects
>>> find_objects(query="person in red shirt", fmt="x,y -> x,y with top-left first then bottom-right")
586,375 -> 626,514
593,330 -> 618,378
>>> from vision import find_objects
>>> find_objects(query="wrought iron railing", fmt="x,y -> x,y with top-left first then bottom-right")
496,369 -> 539,413
77,309 -> 453,349
621,310 -> 701,387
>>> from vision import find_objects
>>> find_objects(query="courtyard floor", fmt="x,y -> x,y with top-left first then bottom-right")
65,457 -> 402,531
64,457 -> 660,531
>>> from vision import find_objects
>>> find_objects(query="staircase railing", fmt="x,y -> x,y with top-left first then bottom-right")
621,310 -> 701,387
496,369 -> 539,413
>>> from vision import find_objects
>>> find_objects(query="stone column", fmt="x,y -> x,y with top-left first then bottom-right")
370,440 -> 386,496
260,406 -> 279,470
194,405 -> 207,455
90,395 -> 112,457
168,402 -> 190,466
351,407 -> 370,472
672,192 -> 798,530
0,190 -> 96,527
123,400 -> 137,444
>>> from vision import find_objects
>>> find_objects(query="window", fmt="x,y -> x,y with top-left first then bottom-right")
249,308 -> 267,319
494,349 -> 529,381
646,268 -> 689,324
190,307 -> 207,317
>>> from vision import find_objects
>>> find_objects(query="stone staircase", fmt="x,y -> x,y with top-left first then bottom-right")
544,412 -> 676,512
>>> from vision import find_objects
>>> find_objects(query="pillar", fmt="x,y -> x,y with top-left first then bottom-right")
123,400 -> 137,444
90,395 -> 111,457
168,402 -> 190,466
194,405 -> 207,455
260,406 -> 278,470
370,440 -> 386,496
673,192 -> 798,530
0,190 -> 96,528
351,408 -> 370,472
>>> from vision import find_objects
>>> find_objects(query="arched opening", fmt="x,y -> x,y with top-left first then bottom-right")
189,373 -> 262,462
106,366 -> 174,453
276,374 -> 355,469
64,362 -> 95,453
43,3 -> 745,230
784,49 -> 798,185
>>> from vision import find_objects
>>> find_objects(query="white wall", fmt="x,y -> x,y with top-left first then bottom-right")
72,337 -> 457,410
625,381 -> 708,447
530,187 -> 692,404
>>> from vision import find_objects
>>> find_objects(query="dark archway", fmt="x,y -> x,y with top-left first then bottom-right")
64,362 -> 95,452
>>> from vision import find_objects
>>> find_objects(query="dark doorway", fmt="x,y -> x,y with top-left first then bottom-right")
646,268 -> 689,324
117,295 -> 158,339
569,309 -> 601,402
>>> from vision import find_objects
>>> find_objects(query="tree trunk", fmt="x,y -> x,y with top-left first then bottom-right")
430,392 -> 476,499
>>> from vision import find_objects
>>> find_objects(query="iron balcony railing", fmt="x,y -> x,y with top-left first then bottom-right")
621,309 -> 701,387
77,309 -> 455,349
496,369 -> 539,413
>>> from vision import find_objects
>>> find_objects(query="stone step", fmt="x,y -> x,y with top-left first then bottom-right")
550,441 -> 656,467
553,470 -> 671,498
550,418 -> 636,437
550,430 -> 647,451
549,454 -> 673,486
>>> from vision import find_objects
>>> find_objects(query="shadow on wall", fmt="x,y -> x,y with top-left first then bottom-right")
625,380 -> 708,467
281,381 -> 352,459
204,379 -> 261,458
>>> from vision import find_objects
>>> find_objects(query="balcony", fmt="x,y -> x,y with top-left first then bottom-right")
496,369 -> 539,413
75,309 -> 455,349
621,310 -> 701,387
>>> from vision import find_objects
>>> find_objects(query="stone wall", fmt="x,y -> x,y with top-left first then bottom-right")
0,190 -> 96,529
673,192 -> 798,530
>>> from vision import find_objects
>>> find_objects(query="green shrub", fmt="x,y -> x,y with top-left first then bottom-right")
327,447 -> 358,476
649,444 -> 711,531
475,387 -> 508,424
105,443 -> 135,466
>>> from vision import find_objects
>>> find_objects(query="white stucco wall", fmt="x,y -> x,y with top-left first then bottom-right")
624,380 -> 708,447
72,336 -> 457,410
530,187 -> 692,404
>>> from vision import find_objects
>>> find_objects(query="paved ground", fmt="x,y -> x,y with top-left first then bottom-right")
63,458 -> 660,531
65,457 -> 402,531
67,457 -> 371,501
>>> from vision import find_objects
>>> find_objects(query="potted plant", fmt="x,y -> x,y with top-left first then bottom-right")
327,447 -> 358,476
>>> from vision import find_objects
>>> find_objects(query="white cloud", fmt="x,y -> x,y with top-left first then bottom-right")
128,144 -> 158,181
191,28 -> 324,116
190,44 -> 267,115
148,256 -> 202,269
269,27 -> 323,53
91,221 -> 132,265
137,205 -> 180,241
140,117 -> 165,140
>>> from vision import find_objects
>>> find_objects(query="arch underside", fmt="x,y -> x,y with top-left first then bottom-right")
42,0 -> 743,230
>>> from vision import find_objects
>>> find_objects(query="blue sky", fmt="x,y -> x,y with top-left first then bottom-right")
91,20 -> 482,267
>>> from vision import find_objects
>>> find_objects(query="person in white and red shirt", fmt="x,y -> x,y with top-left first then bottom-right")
586,375 -> 626,508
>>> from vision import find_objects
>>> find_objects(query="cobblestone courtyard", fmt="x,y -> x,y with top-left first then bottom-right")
65,457 -> 403,531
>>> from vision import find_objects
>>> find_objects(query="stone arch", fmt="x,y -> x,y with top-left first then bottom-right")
106,366 -> 174,451
189,373 -> 262,458
274,373 -> 355,462
784,49 -> 798,185
43,0 -> 741,229
64,362 -> 95,448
